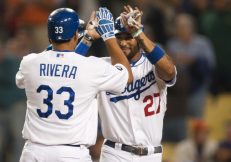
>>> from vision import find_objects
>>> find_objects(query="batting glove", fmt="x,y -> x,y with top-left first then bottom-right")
120,5 -> 143,38
95,7 -> 115,41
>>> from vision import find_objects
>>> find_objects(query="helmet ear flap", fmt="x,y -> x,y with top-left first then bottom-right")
47,8 -> 80,41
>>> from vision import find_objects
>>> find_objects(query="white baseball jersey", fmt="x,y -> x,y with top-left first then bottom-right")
98,54 -> 176,146
16,50 -> 128,146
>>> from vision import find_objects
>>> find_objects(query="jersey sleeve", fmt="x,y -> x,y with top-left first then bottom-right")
164,66 -> 177,87
91,57 -> 128,93
16,58 -> 25,89
99,63 -> 128,93
153,65 -> 177,87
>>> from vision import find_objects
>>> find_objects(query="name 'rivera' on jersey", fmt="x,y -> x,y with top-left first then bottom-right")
40,63 -> 77,79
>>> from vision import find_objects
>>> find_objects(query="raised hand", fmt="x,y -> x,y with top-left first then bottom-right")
85,11 -> 100,40
95,7 -> 115,41
120,5 -> 143,37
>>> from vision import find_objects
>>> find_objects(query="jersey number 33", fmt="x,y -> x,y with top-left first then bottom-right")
36,84 -> 75,120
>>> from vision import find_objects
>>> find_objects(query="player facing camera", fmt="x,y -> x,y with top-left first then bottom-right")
47,8 -> 79,47
114,16 -> 140,61
94,5 -> 176,162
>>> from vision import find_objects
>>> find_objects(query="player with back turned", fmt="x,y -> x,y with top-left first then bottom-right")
91,6 -> 176,162
16,7 -> 133,162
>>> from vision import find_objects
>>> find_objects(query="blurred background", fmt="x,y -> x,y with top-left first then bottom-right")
0,0 -> 231,162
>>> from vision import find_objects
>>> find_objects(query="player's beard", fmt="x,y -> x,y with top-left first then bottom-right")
122,42 -> 140,61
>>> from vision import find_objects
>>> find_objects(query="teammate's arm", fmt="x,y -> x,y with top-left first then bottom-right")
95,7 -> 133,83
75,11 -> 99,56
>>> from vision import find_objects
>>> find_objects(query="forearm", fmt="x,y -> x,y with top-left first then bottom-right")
136,32 -> 175,81
135,32 -> 154,53
155,55 -> 176,81
105,38 -> 133,83
75,35 -> 93,56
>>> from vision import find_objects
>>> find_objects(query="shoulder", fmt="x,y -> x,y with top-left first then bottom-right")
166,37 -> 181,51
194,35 -> 212,45
21,53 -> 39,64
82,56 -> 113,75
167,37 -> 179,46
87,56 -> 111,65
99,57 -> 111,63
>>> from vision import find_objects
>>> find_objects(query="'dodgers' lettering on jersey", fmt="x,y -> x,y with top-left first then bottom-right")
123,71 -> 155,94
106,71 -> 156,102
40,64 -> 77,79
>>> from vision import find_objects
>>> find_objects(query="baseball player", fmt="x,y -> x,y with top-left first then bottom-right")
16,7 -> 133,162
83,5 -> 176,162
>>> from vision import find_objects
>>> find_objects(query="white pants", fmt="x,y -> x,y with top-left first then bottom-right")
20,141 -> 92,162
99,144 -> 162,162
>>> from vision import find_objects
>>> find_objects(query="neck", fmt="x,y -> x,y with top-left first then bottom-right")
130,51 -> 142,63
52,43 -> 75,51
51,36 -> 77,51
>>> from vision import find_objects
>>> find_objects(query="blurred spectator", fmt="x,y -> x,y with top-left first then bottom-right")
213,142 -> 231,162
167,0 -> 185,13
0,27 -> 36,162
162,62 -> 189,142
213,121 -> 231,162
4,0 -> 61,51
99,0 -> 132,16
183,0 -> 211,34
62,0 -> 99,22
0,43 -> 25,162
224,121 -> 231,148
5,27 -> 36,58
164,13 -> 215,142
200,0 -> 231,95
167,13 -> 215,118
173,120 -> 218,162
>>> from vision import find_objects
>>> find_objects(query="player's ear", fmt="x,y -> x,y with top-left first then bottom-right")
71,31 -> 79,46
73,31 -> 78,41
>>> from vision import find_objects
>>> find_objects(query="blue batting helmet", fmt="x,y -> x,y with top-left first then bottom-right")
114,16 -> 144,35
48,8 -> 79,41
114,16 -> 126,34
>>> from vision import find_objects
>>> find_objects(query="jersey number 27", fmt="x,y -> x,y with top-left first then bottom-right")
143,93 -> 161,117
36,85 -> 75,120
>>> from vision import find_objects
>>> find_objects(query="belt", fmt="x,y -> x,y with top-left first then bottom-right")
63,144 -> 81,147
104,140 -> 162,156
